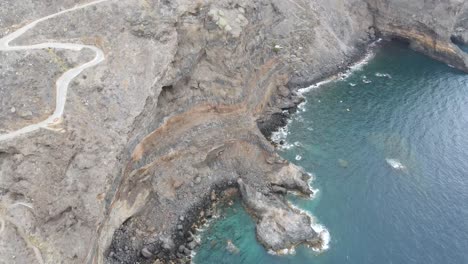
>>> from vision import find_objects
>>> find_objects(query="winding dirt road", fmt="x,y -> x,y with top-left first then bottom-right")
0,0 -> 111,142
0,1 -> 111,263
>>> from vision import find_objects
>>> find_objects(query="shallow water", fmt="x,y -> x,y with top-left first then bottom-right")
195,42 -> 468,264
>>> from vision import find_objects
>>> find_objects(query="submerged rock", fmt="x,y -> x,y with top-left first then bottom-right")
338,159 -> 349,168
226,240 -> 240,254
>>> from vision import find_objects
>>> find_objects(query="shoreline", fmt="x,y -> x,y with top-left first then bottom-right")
3,1 -> 468,263
265,38 -> 383,148
153,39 -> 383,263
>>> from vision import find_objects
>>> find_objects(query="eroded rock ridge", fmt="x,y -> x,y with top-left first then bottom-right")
0,0 -> 466,263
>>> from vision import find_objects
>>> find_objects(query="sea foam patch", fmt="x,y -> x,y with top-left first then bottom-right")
287,202 -> 331,253
271,122 -> 294,149
311,223 -> 331,252
375,72 -> 392,78
385,158 -> 406,170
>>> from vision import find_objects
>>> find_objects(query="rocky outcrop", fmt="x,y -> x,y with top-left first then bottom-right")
453,8 -> 468,45
366,0 -> 468,71
238,178 -> 319,251
0,0 -> 466,264
90,1 -> 376,263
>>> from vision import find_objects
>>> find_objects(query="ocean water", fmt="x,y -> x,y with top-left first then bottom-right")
194,42 -> 468,264
455,43 -> 468,53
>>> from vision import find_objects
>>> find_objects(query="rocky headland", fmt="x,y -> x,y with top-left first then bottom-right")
0,0 -> 466,263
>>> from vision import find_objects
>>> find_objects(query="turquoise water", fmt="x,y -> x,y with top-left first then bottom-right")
195,42 -> 468,264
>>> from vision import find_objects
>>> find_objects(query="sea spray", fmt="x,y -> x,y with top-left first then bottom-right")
287,202 -> 331,253
264,206 -> 330,256
190,208 -> 221,261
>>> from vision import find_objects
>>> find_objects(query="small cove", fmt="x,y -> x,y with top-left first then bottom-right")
194,42 -> 468,264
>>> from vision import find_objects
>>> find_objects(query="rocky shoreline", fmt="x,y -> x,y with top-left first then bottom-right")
257,38 -> 379,141
108,181 -> 238,263
106,153 -> 322,264
106,37 -> 379,264
0,1 -> 466,264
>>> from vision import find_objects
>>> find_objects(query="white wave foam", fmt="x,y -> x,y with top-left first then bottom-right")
297,77 -> 335,94
269,45 -> 383,257
375,72 -> 392,78
274,40 -> 381,149
271,124 -> 294,150
191,208 -> 224,261
268,247 -> 297,256
295,116 -> 304,122
311,223 -> 331,252
273,44 -> 382,191
286,202 -> 331,253
309,188 -> 320,200
385,158 -> 406,170
306,175 -> 319,200
297,100 -> 307,112
297,39 -> 381,95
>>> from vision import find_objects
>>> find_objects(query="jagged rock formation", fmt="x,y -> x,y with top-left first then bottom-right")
366,0 -> 468,72
0,0 -> 466,263
237,178 -> 320,251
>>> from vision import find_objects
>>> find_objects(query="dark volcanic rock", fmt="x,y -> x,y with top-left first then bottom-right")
238,179 -> 319,251
141,247 -> 153,259
186,241 -> 197,250
0,0 -> 465,263
271,185 -> 287,194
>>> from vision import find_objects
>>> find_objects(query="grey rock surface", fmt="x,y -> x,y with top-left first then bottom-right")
0,0 -> 466,263
238,178 -> 319,251
367,0 -> 468,70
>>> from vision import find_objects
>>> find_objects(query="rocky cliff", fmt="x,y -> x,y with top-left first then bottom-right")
366,0 -> 468,72
0,0 -> 466,264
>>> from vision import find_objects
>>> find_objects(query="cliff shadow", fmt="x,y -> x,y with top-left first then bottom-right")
451,35 -> 468,53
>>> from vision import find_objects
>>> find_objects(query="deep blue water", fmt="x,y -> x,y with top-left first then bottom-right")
195,42 -> 468,264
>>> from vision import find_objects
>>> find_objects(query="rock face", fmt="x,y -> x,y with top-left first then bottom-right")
366,0 -> 468,71
0,0 -> 466,264
238,178 -> 319,251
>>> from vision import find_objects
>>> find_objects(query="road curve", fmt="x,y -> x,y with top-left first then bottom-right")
0,0 -> 111,142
